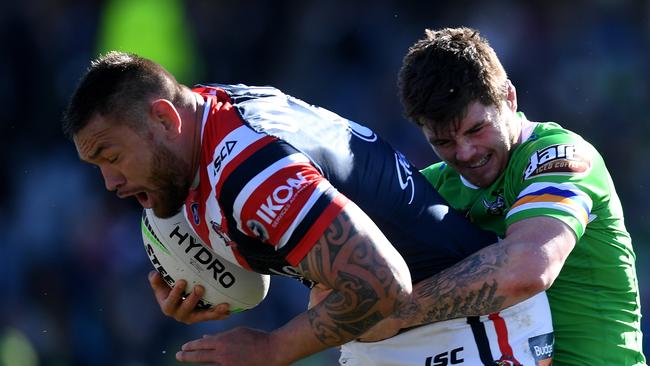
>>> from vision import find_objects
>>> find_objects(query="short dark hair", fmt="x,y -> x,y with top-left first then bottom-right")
397,27 -> 508,132
62,51 -> 188,138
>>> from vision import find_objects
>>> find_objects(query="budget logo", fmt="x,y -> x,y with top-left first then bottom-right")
528,332 -> 554,366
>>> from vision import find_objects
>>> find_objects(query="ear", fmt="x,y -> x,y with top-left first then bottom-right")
505,79 -> 517,112
150,99 -> 183,138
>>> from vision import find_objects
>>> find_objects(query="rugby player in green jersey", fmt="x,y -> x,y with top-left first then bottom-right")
368,27 -> 645,365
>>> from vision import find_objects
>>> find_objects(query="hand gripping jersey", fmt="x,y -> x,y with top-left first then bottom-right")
421,115 -> 646,366
185,85 -> 554,365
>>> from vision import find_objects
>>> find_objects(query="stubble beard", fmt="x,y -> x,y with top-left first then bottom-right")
149,142 -> 192,218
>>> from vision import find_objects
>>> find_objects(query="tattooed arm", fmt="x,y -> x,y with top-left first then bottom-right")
176,200 -> 412,366
360,216 -> 575,341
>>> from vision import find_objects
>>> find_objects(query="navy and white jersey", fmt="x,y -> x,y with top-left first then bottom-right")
184,84 -> 497,283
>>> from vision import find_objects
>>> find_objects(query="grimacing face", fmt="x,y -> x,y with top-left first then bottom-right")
421,100 -> 519,188
73,114 -> 192,218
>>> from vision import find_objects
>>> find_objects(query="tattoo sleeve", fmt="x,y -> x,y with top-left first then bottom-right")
394,243 -> 512,326
298,204 -> 410,346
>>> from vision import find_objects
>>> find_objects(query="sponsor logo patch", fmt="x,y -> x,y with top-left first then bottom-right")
212,140 -> 238,175
247,219 -> 270,242
528,332 -> 554,366
523,144 -> 591,180
191,203 -> 201,225
255,172 -> 308,226
425,347 -> 463,366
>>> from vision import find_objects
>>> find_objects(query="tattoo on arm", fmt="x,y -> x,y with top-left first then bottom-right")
401,245 -> 510,324
299,210 -> 401,345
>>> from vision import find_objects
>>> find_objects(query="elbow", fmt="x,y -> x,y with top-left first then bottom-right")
505,252 -> 559,297
381,267 -> 413,316
507,266 -> 557,298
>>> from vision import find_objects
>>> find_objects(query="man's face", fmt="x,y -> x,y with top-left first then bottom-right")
73,114 -> 192,218
421,101 -> 518,188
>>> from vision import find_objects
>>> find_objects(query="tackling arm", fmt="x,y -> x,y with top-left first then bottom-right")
363,215 -> 575,339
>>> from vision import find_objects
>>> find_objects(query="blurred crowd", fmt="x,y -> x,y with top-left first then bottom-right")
1,1 -> 648,365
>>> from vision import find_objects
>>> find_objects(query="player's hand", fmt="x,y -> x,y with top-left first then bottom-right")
176,327 -> 279,366
148,271 -> 231,324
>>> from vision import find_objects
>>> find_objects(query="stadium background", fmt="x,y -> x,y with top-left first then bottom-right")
1,0 -> 648,364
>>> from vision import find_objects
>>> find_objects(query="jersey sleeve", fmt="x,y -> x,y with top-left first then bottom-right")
232,151 -> 349,265
212,134 -> 349,266
505,130 -> 603,239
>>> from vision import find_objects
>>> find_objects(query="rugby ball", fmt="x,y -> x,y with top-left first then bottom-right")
141,208 -> 270,313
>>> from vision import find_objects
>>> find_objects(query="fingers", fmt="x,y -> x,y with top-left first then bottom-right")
175,285 -> 205,317
148,271 -> 232,324
176,337 -> 219,363
188,304 -> 231,323
149,271 -> 172,304
176,349 -> 216,363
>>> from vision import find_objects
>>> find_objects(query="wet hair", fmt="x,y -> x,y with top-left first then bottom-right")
62,51 -> 191,138
397,27 -> 508,133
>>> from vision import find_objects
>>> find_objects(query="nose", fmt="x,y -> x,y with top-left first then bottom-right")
455,140 -> 477,162
99,164 -> 126,192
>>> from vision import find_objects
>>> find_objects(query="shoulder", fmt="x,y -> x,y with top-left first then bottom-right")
511,121 -> 598,182
420,161 -> 457,188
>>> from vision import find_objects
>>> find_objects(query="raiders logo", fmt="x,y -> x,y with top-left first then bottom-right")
482,190 -> 506,216
523,144 -> 591,180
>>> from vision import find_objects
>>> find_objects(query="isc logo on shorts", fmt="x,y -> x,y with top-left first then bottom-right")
425,347 -> 463,366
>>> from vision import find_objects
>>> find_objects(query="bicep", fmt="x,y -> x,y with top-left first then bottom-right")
297,200 -> 410,296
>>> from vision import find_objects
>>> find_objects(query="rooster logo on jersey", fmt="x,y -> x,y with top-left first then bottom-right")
210,220 -> 234,246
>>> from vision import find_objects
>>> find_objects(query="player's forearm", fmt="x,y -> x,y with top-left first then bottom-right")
270,285 -> 401,364
396,216 -> 574,328
396,241 -> 544,327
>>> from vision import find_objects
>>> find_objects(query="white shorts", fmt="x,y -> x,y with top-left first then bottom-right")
339,292 -> 554,366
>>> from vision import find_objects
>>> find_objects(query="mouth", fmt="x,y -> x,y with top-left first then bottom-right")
135,192 -> 152,208
463,154 -> 491,169
118,190 -> 153,208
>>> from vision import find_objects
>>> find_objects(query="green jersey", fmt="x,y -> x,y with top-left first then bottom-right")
421,116 -> 645,365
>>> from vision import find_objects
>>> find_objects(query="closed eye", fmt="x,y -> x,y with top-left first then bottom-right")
431,139 -> 452,148
467,124 -> 484,134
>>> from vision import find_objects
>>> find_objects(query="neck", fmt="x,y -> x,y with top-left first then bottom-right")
189,93 -> 205,188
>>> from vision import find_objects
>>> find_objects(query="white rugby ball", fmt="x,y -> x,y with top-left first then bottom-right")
141,208 -> 270,312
